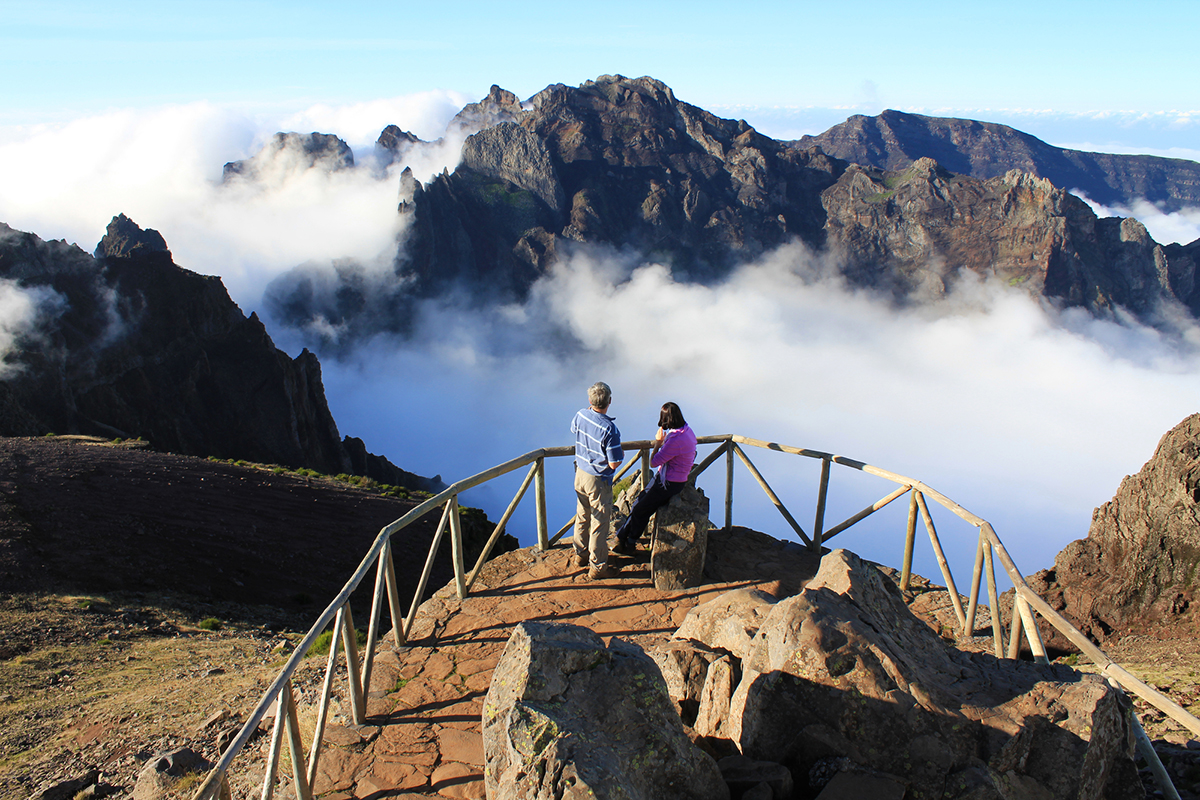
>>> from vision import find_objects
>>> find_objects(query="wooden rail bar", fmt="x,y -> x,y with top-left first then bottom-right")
467,461 -> 539,590
820,485 -> 911,542
284,681 -> 312,800
548,518 -> 573,547
307,607 -> 344,787
260,687 -> 287,800
1007,597 -> 1024,660
984,541 -> 1003,657
915,491 -> 966,631
733,444 -> 811,545
1015,593 -> 1049,664
402,502 -> 452,641
689,439 -> 729,480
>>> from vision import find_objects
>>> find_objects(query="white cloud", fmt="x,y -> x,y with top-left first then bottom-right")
1075,194 -> 1200,246
307,242 -> 1200,580
0,278 -> 65,379
0,95 -> 469,312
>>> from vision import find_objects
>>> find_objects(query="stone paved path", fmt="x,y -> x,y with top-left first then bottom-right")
311,526 -> 821,799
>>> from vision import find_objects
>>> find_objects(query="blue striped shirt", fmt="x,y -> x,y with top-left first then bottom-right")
571,408 -> 623,478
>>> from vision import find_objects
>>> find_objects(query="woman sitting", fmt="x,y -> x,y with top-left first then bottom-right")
613,402 -> 697,555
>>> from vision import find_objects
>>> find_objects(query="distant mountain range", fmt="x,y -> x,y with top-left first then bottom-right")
795,109 -> 1200,212
245,76 -> 1200,344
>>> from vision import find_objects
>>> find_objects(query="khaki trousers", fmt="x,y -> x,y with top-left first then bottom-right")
573,469 -> 612,568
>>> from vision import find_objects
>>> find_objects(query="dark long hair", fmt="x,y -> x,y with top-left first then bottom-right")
659,402 -> 686,430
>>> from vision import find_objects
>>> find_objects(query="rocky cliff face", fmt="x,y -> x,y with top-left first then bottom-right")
264,75 -> 1200,339
797,108 -> 1200,212
0,215 -> 433,489
1029,413 -> 1200,644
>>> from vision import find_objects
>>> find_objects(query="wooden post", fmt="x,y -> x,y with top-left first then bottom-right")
307,607 -> 344,787
965,530 -> 985,636
341,604 -> 366,724
900,490 -> 918,591
448,495 -> 467,600
915,491 -> 966,631
725,441 -> 734,530
984,539 -> 1003,657
640,448 -> 651,492
467,462 -> 539,590
812,457 -> 830,552
535,457 -> 548,551
1016,593 -> 1049,664
1007,596 -> 1025,660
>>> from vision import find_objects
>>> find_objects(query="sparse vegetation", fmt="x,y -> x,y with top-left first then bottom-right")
197,617 -> 223,631
305,626 -> 367,658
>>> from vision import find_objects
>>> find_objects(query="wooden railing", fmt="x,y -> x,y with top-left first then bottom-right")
190,434 -> 1193,800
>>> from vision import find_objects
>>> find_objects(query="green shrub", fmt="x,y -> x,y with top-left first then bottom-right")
306,627 -> 368,657
197,617 -> 222,631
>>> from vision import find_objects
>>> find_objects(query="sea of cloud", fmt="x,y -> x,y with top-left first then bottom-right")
2,95 -> 1200,583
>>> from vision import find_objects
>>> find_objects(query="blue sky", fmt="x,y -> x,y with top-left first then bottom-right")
4,0 -> 1198,152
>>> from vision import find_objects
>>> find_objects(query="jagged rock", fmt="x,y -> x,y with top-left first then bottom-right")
461,122 -> 566,214
94,213 -> 170,259
34,770 -> 99,800
1028,412 -> 1200,647
450,84 -> 528,133
650,483 -> 711,590
133,748 -> 210,800
797,108 -> 1200,213
376,125 -> 423,170
482,621 -> 729,800
715,754 -> 793,799
727,549 -> 1142,799
694,654 -> 738,741
647,639 -> 724,723
0,218 -> 435,489
673,587 -> 778,660
222,132 -> 353,182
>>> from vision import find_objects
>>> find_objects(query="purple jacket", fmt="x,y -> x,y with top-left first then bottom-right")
651,424 -> 697,483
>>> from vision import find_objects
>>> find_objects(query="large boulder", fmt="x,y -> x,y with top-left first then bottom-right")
482,621 -> 728,800
724,549 -> 1142,799
1028,412 -> 1200,646
673,587 -> 778,660
650,483 -> 712,590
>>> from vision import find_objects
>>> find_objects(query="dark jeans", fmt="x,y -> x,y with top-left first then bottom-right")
615,472 -> 686,545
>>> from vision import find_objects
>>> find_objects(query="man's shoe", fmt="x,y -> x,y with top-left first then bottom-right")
588,563 -> 620,581
576,553 -> 588,568
612,539 -> 636,556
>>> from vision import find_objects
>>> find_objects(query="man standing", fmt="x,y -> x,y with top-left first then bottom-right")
571,381 -> 623,580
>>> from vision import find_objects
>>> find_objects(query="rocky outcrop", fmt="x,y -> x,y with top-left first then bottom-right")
266,75 -> 1199,339
1028,413 -> 1200,645
822,161 -> 1185,317
222,131 -> 354,182
650,483 -> 711,589
797,108 -> 1200,212
482,621 -> 729,800
670,551 -> 1142,799
0,217 -> 433,488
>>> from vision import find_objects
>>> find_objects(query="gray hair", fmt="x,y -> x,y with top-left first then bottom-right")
588,381 -> 612,409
